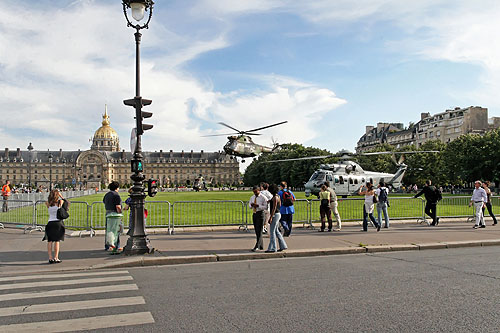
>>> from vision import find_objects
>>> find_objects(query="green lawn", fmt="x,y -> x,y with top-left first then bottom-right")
1,191 -> 498,230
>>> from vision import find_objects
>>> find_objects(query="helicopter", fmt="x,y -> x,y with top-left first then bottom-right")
269,150 -> 439,197
203,121 -> 287,162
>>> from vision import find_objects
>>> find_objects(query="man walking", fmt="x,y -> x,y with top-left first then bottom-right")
278,182 -> 295,237
414,180 -> 440,226
469,180 -> 487,229
2,180 -> 11,212
324,181 -> 341,230
376,182 -> 390,228
249,185 -> 268,251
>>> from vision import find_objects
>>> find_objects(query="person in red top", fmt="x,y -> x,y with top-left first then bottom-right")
2,180 -> 11,212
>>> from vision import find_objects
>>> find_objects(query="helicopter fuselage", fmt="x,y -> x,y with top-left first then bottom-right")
304,161 -> 407,197
223,135 -> 274,158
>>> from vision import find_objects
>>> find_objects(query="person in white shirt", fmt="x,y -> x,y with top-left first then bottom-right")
249,185 -> 268,251
469,180 -> 488,229
259,182 -> 273,235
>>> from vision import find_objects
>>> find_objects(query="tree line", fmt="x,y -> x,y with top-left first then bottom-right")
243,129 -> 500,188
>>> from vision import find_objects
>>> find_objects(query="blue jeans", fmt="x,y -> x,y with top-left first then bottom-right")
280,214 -> 293,236
363,205 -> 379,231
268,213 -> 287,252
377,202 -> 390,228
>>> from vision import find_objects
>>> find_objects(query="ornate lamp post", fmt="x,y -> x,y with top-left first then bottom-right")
122,0 -> 154,255
48,153 -> 53,191
27,143 -> 33,189
62,158 -> 66,189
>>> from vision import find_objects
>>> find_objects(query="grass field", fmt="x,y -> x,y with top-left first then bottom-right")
1,191 -> 498,230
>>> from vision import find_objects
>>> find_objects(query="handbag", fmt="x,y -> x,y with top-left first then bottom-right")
57,206 -> 69,220
372,194 -> 378,204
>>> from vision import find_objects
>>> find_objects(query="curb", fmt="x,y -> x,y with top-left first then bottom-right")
89,239 -> 500,270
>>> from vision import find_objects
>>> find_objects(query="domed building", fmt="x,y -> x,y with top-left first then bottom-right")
0,106 -> 240,189
91,106 -> 120,152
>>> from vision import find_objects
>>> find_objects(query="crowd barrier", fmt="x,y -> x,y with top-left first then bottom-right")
1,196 -> 498,233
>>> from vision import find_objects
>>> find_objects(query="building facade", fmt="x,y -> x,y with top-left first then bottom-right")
356,106 -> 499,152
0,109 -> 240,189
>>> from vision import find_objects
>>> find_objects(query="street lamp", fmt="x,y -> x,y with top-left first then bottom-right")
27,143 -> 33,189
62,158 -> 66,189
48,153 -> 53,191
122,0 -> 154,255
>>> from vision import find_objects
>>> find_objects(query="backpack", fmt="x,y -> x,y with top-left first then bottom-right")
378,188 -> 388,202
282,190 -> 295,207
435,188 -> 442,202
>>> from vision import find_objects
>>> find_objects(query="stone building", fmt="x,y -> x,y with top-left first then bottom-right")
0,109 -> 240,189
356,106 -> 498,152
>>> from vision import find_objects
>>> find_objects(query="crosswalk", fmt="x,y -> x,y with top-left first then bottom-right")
0,269 -> 155,332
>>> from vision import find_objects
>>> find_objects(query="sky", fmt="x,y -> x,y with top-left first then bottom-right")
1,0 -> 499,167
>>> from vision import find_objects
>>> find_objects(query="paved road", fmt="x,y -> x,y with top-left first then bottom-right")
0,246 -> 498,332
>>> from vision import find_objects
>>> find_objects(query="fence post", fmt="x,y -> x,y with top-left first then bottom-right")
239,200 -> 248,231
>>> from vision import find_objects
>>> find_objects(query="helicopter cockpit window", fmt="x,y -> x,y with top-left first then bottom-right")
339,176 -> 344,184
326,174 -> 333,182
349,178 -> 353,184
354,178 -> 358,184
334,176 -> 339,184
362,178 -> 365,183
309,171 -> 325,181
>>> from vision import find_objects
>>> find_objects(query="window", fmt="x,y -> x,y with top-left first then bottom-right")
349,178 -> 353,184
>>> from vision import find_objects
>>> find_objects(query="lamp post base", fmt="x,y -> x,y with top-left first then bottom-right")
123,236 -> 154,255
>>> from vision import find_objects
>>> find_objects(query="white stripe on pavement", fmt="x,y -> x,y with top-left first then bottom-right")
0,311 -> 155,332
0,296 -> 145,317
0,284 -> 138,302
0,276 -> 133,291
0,270 -> 129,283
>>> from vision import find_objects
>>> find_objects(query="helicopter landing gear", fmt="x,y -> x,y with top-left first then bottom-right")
241,159 -> 246,163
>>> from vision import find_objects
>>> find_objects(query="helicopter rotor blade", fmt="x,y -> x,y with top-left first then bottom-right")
244,121 -> 288,133
218,122 -> 242,133
361,150 -> 439,156
266,155 -> 334,163
201,133 -> 238,137
398,155 -> 405,165
390,153 -> 398,165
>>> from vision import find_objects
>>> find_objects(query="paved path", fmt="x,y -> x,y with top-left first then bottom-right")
0,220 -> 499,274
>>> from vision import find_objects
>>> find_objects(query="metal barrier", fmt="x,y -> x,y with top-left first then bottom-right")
1,195 -> 499,234
0,199 -> 40,232
171,200 -> 246,232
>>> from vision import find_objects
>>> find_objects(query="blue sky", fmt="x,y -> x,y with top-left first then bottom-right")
0,0 -> 498,165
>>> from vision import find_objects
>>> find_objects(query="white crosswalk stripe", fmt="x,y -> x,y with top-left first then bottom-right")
0,270 -> 155,331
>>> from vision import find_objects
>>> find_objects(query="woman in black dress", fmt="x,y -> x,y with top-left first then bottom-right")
43,189 -> 65,264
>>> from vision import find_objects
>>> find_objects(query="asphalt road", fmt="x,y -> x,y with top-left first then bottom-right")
127,246 -> 500,332
0,246 -> 498,332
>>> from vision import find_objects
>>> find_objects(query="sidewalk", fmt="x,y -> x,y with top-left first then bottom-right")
1,219 -> 499,274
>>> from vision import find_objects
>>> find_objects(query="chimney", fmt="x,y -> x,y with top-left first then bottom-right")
16,148 -> 21,158
159,149 -> 163,158
169,150 -> 173,158
421,112 -> 430,120
4,148 -> 8,158
121,149 -> 126,159
190,150 -> 193,158
181,150 -> 184,157
365,126 -> 374,135
59,148 -> 63,158
200,150 -> 204,158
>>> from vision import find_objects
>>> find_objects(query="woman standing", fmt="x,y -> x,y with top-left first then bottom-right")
43,189 -> 65,264
482,181 -> 498,226
359,182 -> 381,232
319,184 -> 333,232
266,184 -> 287,253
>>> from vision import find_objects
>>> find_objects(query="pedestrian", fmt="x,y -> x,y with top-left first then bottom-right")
2,180 -> 11,212
265,184 -> 287,252
278,181 -> 296,237
249,185 -> 267,251
318,184 -> 333,232
482,181 -> 497,226
43,189 -> 65,264
414,180 -> 441,226
375,182 -> 390,228
260,182 -> 273,235
324,181 -> 341,230
103,181 -> 123,252
359,182 -> 381,232
469,180 -> 487,229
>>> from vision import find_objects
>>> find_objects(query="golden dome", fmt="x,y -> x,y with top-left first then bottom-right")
94,106 -> 119,140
